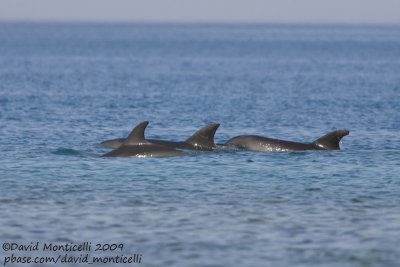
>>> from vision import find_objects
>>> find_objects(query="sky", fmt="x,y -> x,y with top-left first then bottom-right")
0,0 -> 399,24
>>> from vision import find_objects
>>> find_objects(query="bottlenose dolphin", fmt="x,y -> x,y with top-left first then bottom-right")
222,129 -> 349,152
100,123 -> 220,151
102,121 -> 185,157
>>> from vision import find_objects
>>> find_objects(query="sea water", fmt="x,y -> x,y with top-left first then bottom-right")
0,23 -> 399,267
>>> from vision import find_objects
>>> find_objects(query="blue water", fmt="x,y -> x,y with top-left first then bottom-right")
0,23 -> 400,267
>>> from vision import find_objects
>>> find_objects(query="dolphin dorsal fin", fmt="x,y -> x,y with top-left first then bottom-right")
313,129 -> 350,150
185,123 -> 220,149
123,121 -> 150,146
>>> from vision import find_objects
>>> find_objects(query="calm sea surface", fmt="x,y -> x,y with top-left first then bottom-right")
0,23 -> 399,267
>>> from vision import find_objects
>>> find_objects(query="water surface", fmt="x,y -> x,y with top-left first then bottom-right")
0,23 -> 399,267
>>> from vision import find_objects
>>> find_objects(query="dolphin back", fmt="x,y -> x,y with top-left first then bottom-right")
312,129 -> 350,150
102,145 -> 185,157
101,121 -> 186,157
185,123 -> 220,150
100,138 -> 125,148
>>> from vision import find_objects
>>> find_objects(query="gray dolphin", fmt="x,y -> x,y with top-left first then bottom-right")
222,129 -> 350,152
100,123 -> 220,151
102,121 -> 185,157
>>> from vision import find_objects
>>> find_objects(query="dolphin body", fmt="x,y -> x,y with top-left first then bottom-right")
102,121 -> 185,157
222,129 -> 350,152
100,123 -> 220,151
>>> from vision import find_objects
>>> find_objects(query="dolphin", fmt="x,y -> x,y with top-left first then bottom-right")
100,123 -> 220,151
101,121 -> 185,157
222,129 -> 350,152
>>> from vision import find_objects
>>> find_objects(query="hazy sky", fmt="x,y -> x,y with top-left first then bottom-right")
0,0 -> 399,24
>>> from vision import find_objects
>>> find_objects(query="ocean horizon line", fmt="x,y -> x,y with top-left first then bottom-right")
1,19 -> 400,28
